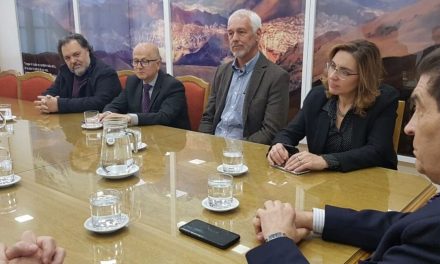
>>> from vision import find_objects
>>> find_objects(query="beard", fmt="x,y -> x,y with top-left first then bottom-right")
72,66 -> 87,76
230,40 -> 258,59
231,46 -> 250,59
69,56 -> 91,76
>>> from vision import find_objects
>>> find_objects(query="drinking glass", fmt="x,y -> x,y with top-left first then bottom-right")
0,104 -> 12,119
207,173 -> 233,209
93,239 -> 124,264
90,189 -> 122,228
0,148 -> 14,185
222,147 -> 243,173
0,124 -> 13,136
84,110 -> 100,128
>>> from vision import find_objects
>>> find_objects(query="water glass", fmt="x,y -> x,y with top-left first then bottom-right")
208,173 -> 233,209
0,124 -> 14,136
0,148 -> 14,185
90,189 -> 122,228
93,239 -> 124,264
222,147 -> 243,173
0,104 -> 12,119
84,110 -> 100,128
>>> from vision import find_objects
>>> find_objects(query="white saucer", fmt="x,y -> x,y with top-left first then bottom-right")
83,213 -> 129,233
96,164 -> 139,179
0,175 -> 21,188
3,115 -> 16,122
216,165 -> 248,176
202,197 -> 239,212
130,142 -> 147,151
81,123 -> 103,130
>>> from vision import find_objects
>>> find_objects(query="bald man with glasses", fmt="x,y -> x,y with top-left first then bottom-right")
101,43 -> 190,129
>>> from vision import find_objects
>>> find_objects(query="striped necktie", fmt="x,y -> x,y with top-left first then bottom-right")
142,83 -> 152,113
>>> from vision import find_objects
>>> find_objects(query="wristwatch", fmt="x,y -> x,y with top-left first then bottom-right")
265,232 -> 287,242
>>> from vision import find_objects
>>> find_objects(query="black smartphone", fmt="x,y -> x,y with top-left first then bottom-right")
283,144 -> 299,156
271,164 -> 311,175
179,219 -> 240,249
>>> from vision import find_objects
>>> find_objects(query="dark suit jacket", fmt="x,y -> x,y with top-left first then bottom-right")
103,70 -> 190,129
43,54 -> 121,113
246,198 -> 440,264
198,52 -> 289,145
272,84 -> 398,172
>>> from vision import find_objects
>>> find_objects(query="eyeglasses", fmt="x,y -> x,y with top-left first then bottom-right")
326,62 -> 358,80
132,59 -> 159,67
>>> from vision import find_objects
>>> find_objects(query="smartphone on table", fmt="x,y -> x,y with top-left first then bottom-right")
271,164 -> 311,175
271,144 -> 310,175
179,219 -> 240,249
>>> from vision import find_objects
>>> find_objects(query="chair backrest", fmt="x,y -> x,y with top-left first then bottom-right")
176,75 -> 210,131
18,71 -> 55,101
0,70 -> 20,99
393,100 -> 405,152
117,70 -> 135,89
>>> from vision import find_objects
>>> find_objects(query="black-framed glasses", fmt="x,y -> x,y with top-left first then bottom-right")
132,59 -> 159,67
326,61 -> 358,80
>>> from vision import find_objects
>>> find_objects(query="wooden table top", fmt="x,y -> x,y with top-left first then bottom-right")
0,97 -> 436,263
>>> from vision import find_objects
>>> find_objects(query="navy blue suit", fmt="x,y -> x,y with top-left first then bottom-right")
246,198 -> 440,263
272,84 -> 398,172
103,70 -> 190,130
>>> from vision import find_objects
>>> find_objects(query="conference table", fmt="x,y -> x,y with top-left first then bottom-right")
0,97 -> 436,263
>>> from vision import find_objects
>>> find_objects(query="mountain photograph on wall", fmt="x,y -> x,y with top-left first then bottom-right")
78,0 -> 165,71
171,0 -> 306,118
16,0 -> 74,74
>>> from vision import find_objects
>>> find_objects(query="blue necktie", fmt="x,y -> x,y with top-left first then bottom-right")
142,84 -> 152,113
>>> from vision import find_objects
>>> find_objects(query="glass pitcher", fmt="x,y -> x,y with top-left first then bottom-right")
100,117 -> 138,175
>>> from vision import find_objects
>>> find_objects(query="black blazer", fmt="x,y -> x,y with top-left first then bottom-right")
103,70 -> 190,130
43,54 -> 121,113
246,198 -> 440,264
272,84 -> 399,172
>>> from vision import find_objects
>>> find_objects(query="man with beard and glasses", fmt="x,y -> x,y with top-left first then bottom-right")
199,9 -> 289,145
34,33 -> 121,113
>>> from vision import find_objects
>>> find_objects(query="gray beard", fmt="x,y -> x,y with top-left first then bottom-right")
73,67 -> 86,77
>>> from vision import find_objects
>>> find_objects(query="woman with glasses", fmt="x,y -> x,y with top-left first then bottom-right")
267,39 -> 399,173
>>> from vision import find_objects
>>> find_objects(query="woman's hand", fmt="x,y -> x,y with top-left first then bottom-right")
284,151 -> 328,173
267,143 -> 290,166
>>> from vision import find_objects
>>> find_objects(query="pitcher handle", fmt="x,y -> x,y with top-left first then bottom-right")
0,112 -> 6,129
126,131 -> 138,153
